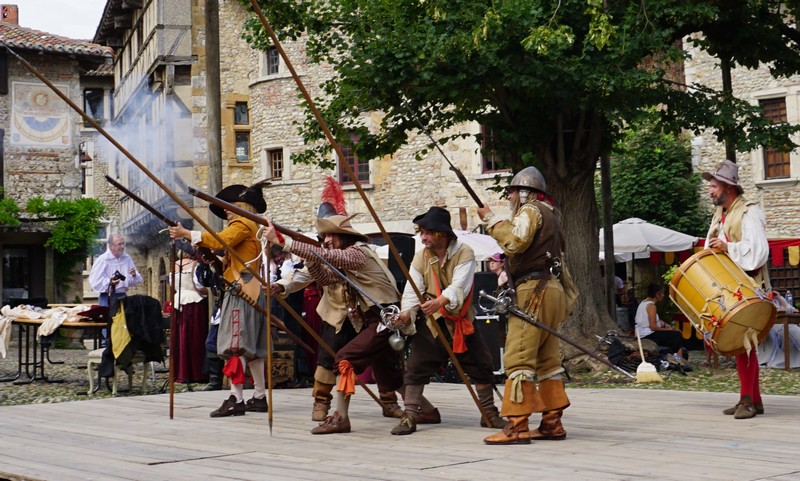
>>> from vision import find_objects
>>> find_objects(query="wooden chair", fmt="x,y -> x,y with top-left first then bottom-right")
86,348 -> 153,396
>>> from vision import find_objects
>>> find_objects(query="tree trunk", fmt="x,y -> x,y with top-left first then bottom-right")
538,111 -> 619,370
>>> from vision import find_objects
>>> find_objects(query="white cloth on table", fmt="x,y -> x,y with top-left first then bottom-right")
758,324 -> 800,369
0,316 -> 13,358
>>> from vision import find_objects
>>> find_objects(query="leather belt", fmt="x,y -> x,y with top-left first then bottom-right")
514,271 -> 546,284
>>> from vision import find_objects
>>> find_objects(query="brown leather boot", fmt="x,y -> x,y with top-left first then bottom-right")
476,384 -> 506,428
484,415 -> 531,445
311,411 -> 351,434
724,396 -> 763,416
380,390 -> 404,418
530,410 -> 567,440
391,412 -> 417,435
733,395 -> 756,419
311,380 -> 334,421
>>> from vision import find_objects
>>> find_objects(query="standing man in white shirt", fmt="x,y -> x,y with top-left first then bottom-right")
88,234 -> 143,307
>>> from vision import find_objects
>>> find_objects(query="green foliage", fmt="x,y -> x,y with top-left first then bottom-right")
0,197 -> 21,227
26,197 -> 106,287
602,114 -> 710,237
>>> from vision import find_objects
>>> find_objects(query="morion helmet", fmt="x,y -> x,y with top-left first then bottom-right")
506,166 -> 547,194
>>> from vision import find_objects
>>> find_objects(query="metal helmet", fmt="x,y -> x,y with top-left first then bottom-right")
506,166 -> 547,195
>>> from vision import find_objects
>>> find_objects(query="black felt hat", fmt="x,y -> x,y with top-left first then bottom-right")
413,206 -> 455,238
209,183 -> 268,219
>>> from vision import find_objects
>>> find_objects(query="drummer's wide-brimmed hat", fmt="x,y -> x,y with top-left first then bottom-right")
209,182 -> 268,219
413,206 -> 455,239
701,160 -> 743,194
315,214 -> 368,242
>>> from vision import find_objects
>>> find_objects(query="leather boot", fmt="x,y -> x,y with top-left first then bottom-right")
483,415 -> 531,445
380,390 -> 404,418
392,384 -> 425,435
312,380 -> 334,421
531,379 -> 570,440
476,384 -> 506,428
202,355 -> 223,391
733,395 -> 756,419
723,397 -> 764,416
530,410 -> 567,440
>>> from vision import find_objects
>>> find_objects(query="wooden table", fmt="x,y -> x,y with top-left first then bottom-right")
779,312 -> 800,371
0,318 -> 105,384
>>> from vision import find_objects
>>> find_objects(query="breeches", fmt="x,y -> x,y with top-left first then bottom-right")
503,278 -> 566,379
334,308 -> 404,393
404,316 -> 495,385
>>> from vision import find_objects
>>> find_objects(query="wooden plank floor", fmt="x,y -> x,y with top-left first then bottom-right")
1,385 -> 798,481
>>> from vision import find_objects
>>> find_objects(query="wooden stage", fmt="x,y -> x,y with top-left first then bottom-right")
0,384 -> 797,481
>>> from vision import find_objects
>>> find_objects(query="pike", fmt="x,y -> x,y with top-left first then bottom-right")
188,187 -> 320,247
246,0 -> 492,426
479,290 -> 636,380
6,45 -> 390,426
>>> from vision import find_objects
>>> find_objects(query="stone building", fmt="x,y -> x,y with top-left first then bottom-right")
0,4 -> 113,305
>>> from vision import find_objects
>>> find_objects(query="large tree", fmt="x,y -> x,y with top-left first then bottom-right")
242,0 -> 800,353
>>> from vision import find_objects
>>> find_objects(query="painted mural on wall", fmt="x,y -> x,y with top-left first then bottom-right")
10,81 -> 71,147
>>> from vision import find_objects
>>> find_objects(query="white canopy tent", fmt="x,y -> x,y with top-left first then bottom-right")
599,217 -> 698,254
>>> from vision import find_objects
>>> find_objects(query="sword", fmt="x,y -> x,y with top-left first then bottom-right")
305,248 -> 405,351
478,290 -> 635,379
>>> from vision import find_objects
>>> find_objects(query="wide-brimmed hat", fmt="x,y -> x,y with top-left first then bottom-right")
209,183 -> 267,219
413,206 -> 455,238
701,160 -> 743,194
315,215 -> 368,242
77,305 -> 110,322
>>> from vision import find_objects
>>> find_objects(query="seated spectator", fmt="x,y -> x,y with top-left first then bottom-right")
634,283 -> 688,360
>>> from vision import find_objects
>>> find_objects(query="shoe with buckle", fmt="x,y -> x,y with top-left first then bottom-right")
483,422 -> 531,445
416,408 -> 441,424
210,395 -> 245,418
245,395 -> 268,413
311,411 -> 351,434
391,414 -> 417,435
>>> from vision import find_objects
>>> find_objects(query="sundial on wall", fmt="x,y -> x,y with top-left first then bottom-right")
11,82 -> 71,146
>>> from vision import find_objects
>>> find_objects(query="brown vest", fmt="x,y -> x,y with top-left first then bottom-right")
411,242 -> 475,337
506,200 -> 565,280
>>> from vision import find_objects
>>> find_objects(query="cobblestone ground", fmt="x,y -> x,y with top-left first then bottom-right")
0,340 -> 193,406
0,332 -> 299,406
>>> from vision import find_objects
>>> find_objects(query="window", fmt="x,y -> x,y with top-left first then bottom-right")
480,125 -> 511,173
235,132 -> 250,163
262,46 -> 280,76
0,50 -> 7,95
84,88 -> 105,126
760,98 -> 791,179
338,132 -> 369,184
228,100 -> 252,164
267,148 -> 283,179
234,102 -> 249,125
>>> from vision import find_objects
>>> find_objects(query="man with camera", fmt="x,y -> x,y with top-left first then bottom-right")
89,234 -> 143,307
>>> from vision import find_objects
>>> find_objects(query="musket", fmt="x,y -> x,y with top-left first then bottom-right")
6,45 -> 389,419
188,187 -> 320,247
408,110 -> 484,208
246,0 -> 491,426
104,177 -> 315,367
479,290 -> 635,380
106,175 -> 178,227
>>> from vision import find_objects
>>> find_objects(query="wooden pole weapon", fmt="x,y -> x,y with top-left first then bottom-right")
246,0 -> 491,425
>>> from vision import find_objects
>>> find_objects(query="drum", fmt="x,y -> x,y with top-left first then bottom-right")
669,249 -> 776,356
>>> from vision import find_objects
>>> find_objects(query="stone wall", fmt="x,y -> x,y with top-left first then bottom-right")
684,40 -> 800,239
4,54 -> 84,205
